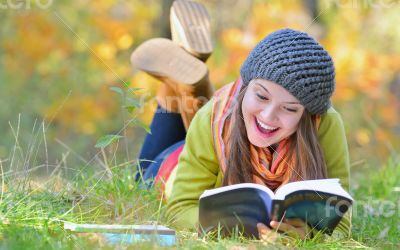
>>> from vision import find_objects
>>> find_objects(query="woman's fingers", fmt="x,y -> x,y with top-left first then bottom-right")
258,220 -> 311,242
284,218 -> 312,238
270,221 -> 296,233
257,223 -> 280,242
270,220 -> 307,239
284,218 -> 307,227
257,222 -> 269,234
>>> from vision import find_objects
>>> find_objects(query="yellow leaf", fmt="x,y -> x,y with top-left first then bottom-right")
356,128 -> 370,146
117,34 -> 133,50
95,43 -> 116,60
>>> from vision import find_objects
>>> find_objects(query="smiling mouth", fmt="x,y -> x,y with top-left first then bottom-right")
255,117 -> 280,135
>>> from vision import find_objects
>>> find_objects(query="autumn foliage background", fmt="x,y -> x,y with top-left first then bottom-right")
1,0 -> 400,180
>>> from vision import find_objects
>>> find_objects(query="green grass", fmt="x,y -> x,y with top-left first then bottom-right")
0,155 -> 399,249
351,157 -> 400,248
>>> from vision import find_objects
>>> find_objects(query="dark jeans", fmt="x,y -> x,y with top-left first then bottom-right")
137,104 -> 186,182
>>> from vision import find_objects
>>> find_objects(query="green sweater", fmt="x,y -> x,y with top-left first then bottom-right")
165,99 -> 351,238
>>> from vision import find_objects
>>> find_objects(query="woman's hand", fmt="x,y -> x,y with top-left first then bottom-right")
257,218 -> 312,243
257,222 -> 280,243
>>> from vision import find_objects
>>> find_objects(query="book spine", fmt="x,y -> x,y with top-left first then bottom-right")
271,200 -> 282,221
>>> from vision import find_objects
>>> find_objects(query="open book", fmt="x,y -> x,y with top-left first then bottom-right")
198,179 -> 353,238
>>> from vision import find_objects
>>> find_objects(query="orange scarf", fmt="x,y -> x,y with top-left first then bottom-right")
211,78 -> 320,190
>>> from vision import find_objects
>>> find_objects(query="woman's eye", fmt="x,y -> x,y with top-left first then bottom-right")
284,107 -> 298,113
256,94 -> 268,101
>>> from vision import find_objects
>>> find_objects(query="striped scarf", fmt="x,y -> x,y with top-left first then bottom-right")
211,78 -> 320,190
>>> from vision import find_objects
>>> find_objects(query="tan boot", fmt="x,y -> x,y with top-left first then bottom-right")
170,0 -> 213,62
173,72 -> 214,129
130,38 -> 214,130
156,83 -> 180,113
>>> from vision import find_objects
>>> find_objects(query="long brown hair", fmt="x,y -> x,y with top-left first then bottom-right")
223,85 -> 327,186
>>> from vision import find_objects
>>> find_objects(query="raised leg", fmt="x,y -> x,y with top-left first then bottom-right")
137,104 -> 186,178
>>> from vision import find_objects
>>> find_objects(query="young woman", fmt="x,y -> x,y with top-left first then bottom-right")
131,27 -> 351,241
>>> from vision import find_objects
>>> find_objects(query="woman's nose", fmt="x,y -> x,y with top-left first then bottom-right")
260,104 -> 278,122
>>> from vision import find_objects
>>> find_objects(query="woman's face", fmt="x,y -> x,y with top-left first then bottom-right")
241,79 -> 305,148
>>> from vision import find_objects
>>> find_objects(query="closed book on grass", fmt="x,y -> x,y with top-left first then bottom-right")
64,222 -> 176,246
198,179 -> 353,238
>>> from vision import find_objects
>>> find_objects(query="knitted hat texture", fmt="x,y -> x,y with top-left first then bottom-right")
240,28 -> 335,115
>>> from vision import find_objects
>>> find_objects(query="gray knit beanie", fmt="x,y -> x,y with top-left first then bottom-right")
240,28 -> 335,115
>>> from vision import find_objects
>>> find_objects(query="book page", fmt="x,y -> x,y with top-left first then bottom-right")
274,179 -> 353,200
200,183 -> 275,199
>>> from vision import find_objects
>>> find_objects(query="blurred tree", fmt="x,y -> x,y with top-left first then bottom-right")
302,0 -> 319,22
389,72 -> 400,116
158,0 -> 174,38
1,0 -> 400,171
212,0 -> 253,35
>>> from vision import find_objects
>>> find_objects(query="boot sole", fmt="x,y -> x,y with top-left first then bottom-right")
130,38 -> 208,86
170,0 -> 213,61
